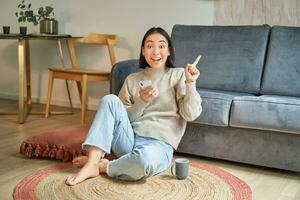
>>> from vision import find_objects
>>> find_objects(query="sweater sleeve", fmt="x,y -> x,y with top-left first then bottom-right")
118,77 -> 149,122
176,71 -> 202,121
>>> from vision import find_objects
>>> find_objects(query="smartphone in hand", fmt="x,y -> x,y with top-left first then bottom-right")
139,80 -> 152,90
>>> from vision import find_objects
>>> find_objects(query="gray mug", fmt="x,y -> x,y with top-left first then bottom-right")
171,158 -> 189,180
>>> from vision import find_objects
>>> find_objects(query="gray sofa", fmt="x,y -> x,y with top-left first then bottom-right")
110,25 -> 300,172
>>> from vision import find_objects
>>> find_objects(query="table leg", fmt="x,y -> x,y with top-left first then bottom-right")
18,39 -> 26,123
25,39 -> 32,111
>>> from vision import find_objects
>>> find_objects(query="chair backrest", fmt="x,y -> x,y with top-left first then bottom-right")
66,33 -> 118,70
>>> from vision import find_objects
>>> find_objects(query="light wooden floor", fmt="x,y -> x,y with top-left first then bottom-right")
0,98 -> 299,200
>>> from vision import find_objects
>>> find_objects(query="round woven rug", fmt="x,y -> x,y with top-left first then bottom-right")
13,160 -> 252,200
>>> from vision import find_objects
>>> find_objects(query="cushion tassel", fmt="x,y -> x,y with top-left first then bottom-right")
20,142 -> 27,154
49,145 -> 58,159
25,144 -> 33,158
34,144 -> 43,157
42,144 -> 50,157
63,150 -> 70,162
56,146 -> 64,160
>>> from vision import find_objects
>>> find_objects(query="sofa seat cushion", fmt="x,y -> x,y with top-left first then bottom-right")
230,95 -> 300,134
195,89 -> 253,127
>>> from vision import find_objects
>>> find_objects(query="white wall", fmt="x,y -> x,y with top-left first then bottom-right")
0,0 -> 214,110
214,0 -> 300,26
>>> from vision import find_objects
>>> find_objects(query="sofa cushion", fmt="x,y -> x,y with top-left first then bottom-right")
195,89 -> 253,127
230,95 -> 300,134
171,24 -> 270,94
261,26 -> 300,97
110,59 -> 141,95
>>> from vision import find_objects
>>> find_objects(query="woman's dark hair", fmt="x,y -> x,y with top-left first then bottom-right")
139,27 -> 176,68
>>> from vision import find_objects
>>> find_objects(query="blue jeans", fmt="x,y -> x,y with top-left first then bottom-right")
82,94 -> 174,181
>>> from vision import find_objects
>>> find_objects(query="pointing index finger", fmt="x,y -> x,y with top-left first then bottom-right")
192,55 -> 202,66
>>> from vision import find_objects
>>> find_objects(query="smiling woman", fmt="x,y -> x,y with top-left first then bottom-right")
139,27 -> 176,69
65,27 -> 202,186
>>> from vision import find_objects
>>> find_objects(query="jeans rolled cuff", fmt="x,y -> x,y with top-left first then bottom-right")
81,142 -> 110,155
106,160 -> 117,178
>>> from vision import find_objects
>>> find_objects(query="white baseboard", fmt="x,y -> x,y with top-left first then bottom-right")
0,92 -> 100,111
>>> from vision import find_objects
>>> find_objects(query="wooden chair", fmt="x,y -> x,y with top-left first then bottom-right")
45,33 -> 118,124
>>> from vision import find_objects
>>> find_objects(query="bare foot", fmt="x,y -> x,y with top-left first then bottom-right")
72,156 -> 88,168
99,159 -> 109,174
65,161 -> 100,186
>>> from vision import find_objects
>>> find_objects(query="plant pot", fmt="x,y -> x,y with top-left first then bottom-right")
3,26 -> 10,34
19,26 -> 27,35
40,19 -> 58,34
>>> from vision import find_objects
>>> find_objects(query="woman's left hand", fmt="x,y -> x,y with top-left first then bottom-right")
185,55 -> 201,83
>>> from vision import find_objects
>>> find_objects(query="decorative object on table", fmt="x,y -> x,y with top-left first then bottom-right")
13,159 -> 252,200
2,26 -> 10,34
15,0 -> 58,35
19,26 -> 27,35
38,6 -> 58,34
15,0 -> 36,35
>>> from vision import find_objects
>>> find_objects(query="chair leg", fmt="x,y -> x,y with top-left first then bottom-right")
65,80 -> 74,113
45,71 -> 54,118
80,75 -> 88,124
76,81 -> 83,103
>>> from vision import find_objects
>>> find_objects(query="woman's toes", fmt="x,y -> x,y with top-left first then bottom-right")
65,176 -> 76,186
65,162 -> 100,186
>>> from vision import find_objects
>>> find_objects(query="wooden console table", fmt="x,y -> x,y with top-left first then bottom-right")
0,33 -> 73,124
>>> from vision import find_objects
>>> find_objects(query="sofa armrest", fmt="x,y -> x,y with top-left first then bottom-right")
110,59 -> 141,95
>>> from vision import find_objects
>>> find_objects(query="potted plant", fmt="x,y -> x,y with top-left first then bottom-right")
15,0 -> 38,35
15,0 -> 58,35
38,6 -> 58,34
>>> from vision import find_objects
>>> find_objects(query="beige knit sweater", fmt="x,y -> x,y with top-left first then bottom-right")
118,66 -> 202,149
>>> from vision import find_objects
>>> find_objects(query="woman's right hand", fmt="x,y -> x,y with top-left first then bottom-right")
139,86 -> 159,103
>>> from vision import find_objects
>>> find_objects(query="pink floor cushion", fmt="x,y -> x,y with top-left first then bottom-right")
20,125 -> 90,162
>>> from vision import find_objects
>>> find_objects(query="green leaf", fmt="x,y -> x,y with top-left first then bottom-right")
22,0 -> 25,3
18,17 -> 22,23
21,5 -> 25,9
32,18 -> 38,26
15,12 -> 18,17
18,4 -> 21,8
28,3 -> 31,9
25,11 -> 29,17
46,6 -> 54,13
22,16 -> 26,22
38,7 -> 43,15
20,11 -> 24,16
